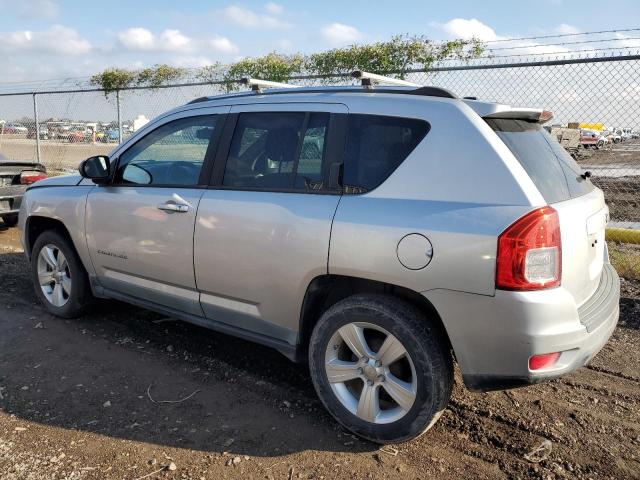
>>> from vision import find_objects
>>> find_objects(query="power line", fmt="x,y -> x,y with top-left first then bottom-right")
482,27 -> 640,44
487,36 -> 640,52
433,46 -> 640,63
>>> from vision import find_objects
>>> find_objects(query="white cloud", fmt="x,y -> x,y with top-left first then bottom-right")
209,35 -> 239,54
118,27 -> 155,50
265,2 -> 283,15
221,5 -> 290,28
436,18 -> 572,56
555,23 -> 580,35
0,25 -> 91,55
438,18 -> 504,41
320,22 -> 363,46
117,28 -> 192,52
160,29 -> 191,51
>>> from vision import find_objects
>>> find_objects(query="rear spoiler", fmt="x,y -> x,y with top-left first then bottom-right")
483,108 -> 553,124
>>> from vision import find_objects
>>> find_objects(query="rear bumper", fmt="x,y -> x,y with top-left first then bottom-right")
424,263 -> 620,392
0,191 -> 24,217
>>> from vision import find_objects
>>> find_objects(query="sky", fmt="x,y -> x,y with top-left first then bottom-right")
1,0 -> 640,84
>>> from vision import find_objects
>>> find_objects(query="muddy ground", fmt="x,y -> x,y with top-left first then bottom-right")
0,224 -> 639,480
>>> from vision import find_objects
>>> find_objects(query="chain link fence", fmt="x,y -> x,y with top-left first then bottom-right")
1,54 -> 639,273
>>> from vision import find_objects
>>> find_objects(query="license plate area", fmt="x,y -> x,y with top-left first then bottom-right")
0,200 -> 11,212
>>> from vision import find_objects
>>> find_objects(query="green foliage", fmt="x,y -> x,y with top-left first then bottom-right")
90,65 -> 186,94
305,35 -> 483,79
90,35 -> 484,93
136,64 -> 186,87
195,62 -> 224,83
223,52 -> 304,91
90,68 -> 137,94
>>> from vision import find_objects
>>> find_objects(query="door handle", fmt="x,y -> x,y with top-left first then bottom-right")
157,202 -> 189,213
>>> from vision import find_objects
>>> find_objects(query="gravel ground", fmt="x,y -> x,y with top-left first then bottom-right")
1,224 -> 639,480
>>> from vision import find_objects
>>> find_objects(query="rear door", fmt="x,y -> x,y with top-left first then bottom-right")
486,118 -> 605,305
194,103 -> 347,344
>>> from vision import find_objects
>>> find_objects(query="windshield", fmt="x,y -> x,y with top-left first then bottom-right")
486,118 -> 594,203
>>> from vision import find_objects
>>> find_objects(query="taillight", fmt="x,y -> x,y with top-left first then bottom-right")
20,171 -> 48,185
496,206 -> 561,290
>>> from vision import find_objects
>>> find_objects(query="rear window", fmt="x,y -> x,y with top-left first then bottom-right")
343,114 -> 429,194
486,118 -> 594,203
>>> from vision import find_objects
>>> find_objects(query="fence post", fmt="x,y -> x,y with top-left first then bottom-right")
32,93 -> 41,164
116,89 -> 122,143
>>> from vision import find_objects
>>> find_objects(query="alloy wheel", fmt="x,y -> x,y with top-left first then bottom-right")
324,322 -> 417,424
37,244 -> 71,307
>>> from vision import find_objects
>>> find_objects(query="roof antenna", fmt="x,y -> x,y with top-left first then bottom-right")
240,77 -> 299,93
351,70 -> 421,89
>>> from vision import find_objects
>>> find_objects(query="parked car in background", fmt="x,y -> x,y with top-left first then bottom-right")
580,129 -> 603,148
0,153 -> 47,227
67,125 -> 91,143
100,128 -> 120,143
19,79 -> 619,443
614,129 -> 627,142
27,125 -> 50,140
2,122 -> 28,134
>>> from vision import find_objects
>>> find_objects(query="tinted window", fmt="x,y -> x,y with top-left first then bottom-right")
223,112 -> 329,191
343,115 -> 429,194
115,115 -> 218,186
486,118 -> 594,203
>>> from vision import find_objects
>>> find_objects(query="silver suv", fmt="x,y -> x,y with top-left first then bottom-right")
19,78 -> 619,443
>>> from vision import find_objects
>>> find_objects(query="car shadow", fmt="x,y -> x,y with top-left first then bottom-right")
0,251 -> 376,457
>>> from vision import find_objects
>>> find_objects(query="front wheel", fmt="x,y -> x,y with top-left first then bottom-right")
30,230 -> 94,318
309,294 -> 453,444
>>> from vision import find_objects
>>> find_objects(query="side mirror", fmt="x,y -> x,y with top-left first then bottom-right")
79,155 -> 110,184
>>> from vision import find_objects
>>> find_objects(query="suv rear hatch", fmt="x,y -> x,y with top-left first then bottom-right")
485,113 -> 606,306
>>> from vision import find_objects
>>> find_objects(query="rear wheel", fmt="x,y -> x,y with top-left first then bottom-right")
30,230 -> 93,318
309,294 -> 453,443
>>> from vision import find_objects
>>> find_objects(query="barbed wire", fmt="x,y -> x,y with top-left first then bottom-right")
486,36 -> 640,52
482,27 -> 640,44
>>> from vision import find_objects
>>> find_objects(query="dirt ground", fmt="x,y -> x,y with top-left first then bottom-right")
0,224 -> 639,480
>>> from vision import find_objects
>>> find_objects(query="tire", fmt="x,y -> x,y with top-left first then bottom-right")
30,230 -> 94,318
2,215 -> 18,228
309,294 -> 453,444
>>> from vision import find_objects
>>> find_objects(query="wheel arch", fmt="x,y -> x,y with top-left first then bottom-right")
25,216 -> 78,260
298,275 -> 453,360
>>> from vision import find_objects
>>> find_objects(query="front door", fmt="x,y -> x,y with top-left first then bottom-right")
86,108 -> 227,315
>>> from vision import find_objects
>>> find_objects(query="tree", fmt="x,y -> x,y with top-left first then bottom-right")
89,35 -> 485,93
305,35 -> 483,79
90,68 -> 137,94
223,52 -> 304,91
90,64 -> 187,94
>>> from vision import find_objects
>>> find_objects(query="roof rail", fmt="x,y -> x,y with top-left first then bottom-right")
240,77 -> 299,93
352,70 -> 421,88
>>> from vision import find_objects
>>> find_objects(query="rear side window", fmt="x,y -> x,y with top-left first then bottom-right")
343,115 -> 429,194
486,118 -> 594,203
223,112 -> 330,192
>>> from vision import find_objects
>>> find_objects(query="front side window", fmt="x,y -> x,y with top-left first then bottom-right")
223,112 -> 330,191
114,115 -> 218,186
343,114 -> 430,194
